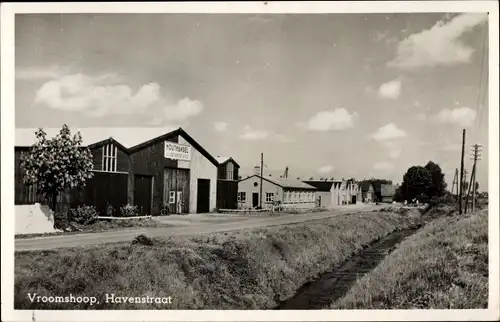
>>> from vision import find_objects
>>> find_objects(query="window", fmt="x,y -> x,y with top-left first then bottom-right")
284,191 -> 289,202
169,191 -> 175,204
227,162 -> 234,180
238,192 -> 246,202
265,193 -> 274,202
102,143 -> 117,172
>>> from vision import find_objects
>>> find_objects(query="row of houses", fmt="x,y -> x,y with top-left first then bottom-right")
15,127 -> 396,215
236,175 -> 362,210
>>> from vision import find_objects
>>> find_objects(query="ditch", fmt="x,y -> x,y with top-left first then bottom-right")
276,223 -> 423,310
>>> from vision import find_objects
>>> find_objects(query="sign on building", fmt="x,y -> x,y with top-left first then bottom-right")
165,142 -> 191,161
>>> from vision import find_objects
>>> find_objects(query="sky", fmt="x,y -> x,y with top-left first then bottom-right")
15,13 -> 490,190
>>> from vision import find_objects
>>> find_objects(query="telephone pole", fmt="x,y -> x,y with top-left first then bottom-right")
464,165 -> 475,213
471,144 -> 483,212
451,168 -> 459,196
260,153 -> 263,209
459,129 -> 466,214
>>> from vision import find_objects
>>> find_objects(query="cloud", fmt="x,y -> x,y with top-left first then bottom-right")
34,73 -> 204,123
213,121 -> 228,132
373,162 -> 394,172
370,123 -> 407,141
299,108 -> 358,132
388,13 -> 488,70
318,165 -> 334,174
434,107 -> 477,127
378,79 -> 402,99
16,66 -> 69,81
239,125 -> 269,140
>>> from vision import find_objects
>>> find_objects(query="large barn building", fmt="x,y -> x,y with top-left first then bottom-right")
237,175 -> 317,210
15,127 -> 223,216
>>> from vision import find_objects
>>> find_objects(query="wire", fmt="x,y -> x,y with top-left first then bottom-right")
473,23 -> 488,140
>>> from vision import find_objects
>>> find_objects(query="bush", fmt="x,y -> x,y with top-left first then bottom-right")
105,203 -> 115,217
70,205 -> 98,225
119,204 -> 139,217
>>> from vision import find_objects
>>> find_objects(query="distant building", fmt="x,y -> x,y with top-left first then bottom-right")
238,175 -> 317,210
216,157 -> 240,210
302,179 -> 360,207
360,182 -> 375,202
380,184 -> 397,203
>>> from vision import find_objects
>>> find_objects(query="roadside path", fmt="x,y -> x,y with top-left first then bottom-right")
15,205 -> 380,252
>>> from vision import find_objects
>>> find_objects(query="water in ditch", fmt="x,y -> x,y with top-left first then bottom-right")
276,224 -> 422,310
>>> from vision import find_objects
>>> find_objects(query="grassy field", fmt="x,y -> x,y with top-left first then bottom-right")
330,208 -> 488,309
15,210 -> 419,310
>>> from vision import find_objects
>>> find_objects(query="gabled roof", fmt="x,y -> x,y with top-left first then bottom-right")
128,128 -> 219,167
87,137 -> 130,154
381,184 -> 397,197
15,127 -> 177,148
216,156 -> 240,168
15,127 -> 219,167
240,175 -> 317,190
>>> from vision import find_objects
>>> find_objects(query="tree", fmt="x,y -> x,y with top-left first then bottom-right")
21,125 -> 94,212
424,161 -> 447,198
400,166 -> 432,201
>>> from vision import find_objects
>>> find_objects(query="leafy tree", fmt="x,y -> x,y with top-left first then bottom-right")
400,166 -> 432,201
424,161 -> 447,198
21,125 -> 94,212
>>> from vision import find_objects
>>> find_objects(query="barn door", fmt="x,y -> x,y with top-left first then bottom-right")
164,168 -> 190,214
196,179 -> 210,213
134,175 -> 152,216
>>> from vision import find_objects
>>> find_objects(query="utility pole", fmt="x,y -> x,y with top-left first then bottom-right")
260,153 -> 263,209
459,129 -> 466,214
451,168 -> 459,196
471,144 -> 483,212
464,165 -> 475,213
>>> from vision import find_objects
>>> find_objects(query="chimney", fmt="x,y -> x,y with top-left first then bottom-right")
254,165 -> 261,176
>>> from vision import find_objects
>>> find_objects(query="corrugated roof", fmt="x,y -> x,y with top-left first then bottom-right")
15,127 -> 177,148
381,184 -> 397,197
241,175 -> 317,190
302,180 -> 334,192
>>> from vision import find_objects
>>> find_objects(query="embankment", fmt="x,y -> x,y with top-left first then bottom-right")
15,210 -> 418,309
330,208 -> 488,309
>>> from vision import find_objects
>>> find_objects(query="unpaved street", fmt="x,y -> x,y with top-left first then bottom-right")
15,204 -> 381,252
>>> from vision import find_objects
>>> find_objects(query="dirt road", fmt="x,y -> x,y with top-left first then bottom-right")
15,205 -> 380,252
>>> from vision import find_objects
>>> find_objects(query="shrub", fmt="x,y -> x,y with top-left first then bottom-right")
70,205 -> 98,225
159,205 -> 171,216
105,203 -> 115,217
119,204 -> 139,217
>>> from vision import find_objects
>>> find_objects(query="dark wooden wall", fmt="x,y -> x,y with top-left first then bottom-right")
91,143 -> 129,172
217,160 -> 239,180
216,180 -> 238,209
129,135 -> 178,215
15,147 -> 129,215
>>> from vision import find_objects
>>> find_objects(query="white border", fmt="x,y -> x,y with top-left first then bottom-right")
1,2 -> 499,321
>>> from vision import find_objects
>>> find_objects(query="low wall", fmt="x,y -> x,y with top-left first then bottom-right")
15,203 -> 60,235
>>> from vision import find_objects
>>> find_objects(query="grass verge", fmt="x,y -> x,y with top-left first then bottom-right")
330,209 -> 488,309
15,219 -> 171,239
15,210 -> 418,310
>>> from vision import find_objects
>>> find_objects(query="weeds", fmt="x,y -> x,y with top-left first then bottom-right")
15,210 -> 418,310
